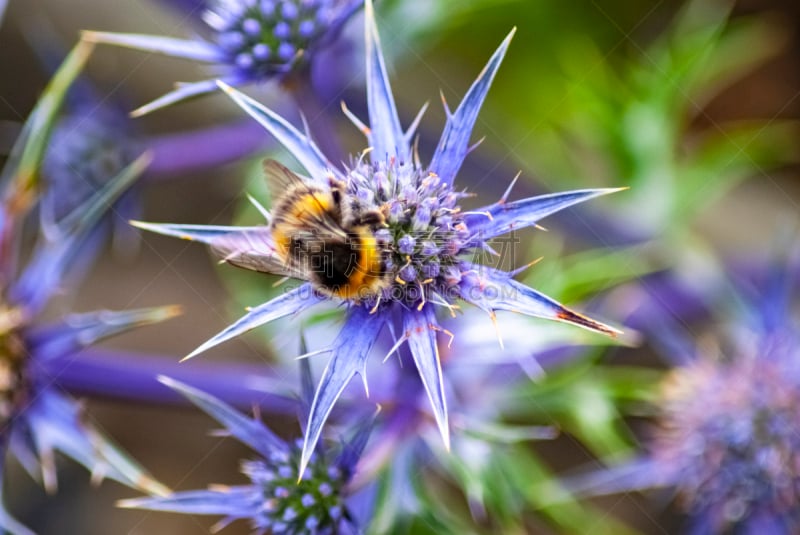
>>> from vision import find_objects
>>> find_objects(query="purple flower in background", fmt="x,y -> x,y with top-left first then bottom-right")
0,42 -> 181,534
43,100 -> 142,259
133,0 -> 622,478
571,257 -> 800,533
82,0 -> 363,116
346,310 -> 580,524
120,373 -> 374,535
0,160 -> 177,534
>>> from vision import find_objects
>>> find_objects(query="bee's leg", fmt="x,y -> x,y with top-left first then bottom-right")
359,210 -> 385,227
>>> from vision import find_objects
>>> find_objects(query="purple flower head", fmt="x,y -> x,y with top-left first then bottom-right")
83,0 -> 363,116
120,375 -> 375,535
44,105 -> 138,219
133,0 -> 622,478
43,102 -> 143,261
572,256 -> 800,533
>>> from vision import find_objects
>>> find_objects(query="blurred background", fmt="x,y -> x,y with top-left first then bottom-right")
0,0 -> 799,533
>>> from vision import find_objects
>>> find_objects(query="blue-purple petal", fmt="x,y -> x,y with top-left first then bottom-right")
20,389 -> 168,496
301,306 -> 385,478
130,221 -> 265,243
130,77 -> 240,118
159,376 -> 288,457
28,306 -> 180,363
363,0 -> 408,164
299,346 -> 315,414
755,258 -> 795,334
402,305 -> 449,449
430,29 -> 514,186
216,81 -> 336,181
183,283 -> 320,361
119,486 -> 258,516
82,31 -> 223,63
133,222 -> 304,279
10,152 -> 150,314
459,266 -> 620,337
335,405 -> 378,476
464,188 -> 624,241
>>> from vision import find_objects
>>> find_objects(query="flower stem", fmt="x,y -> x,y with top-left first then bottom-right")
146,120 -> 271,178
47,348 -> 298,413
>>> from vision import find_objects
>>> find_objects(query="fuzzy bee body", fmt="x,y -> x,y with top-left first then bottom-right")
264,160 -> 391,301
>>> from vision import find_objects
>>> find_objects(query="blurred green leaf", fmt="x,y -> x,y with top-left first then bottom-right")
677,120 -> 800,217
506,449 -> 642,535
0,40 -> 95,217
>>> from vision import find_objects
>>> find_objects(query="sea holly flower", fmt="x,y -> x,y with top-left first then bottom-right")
82,0 -> 363,117
43,99 -> 142,259
0,168 -> 177,533
120,374 -> 375,534
0,42 -> 178,534
570,257 -> 800,533
329,308 -> 632,533
133,0 -> 622,478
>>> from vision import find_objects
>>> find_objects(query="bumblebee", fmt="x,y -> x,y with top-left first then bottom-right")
247,159 -> 391,300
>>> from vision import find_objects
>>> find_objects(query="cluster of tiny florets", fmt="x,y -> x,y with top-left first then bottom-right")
205,0 -> 338,76
346,159 -> 473,305
654,359 -> 800,529
245,439 -> 347,534
44,108 -> 138,219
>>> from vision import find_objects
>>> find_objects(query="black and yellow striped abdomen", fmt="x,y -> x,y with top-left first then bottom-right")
270,187 -> 389,301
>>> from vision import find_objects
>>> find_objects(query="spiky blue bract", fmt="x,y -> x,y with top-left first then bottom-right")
463,187 -> 629,241
215,80 -> 333,179
363,0 -> 407,164
121,377 -> 374,535
302,305 -> 384,478
134,0 -> 622,479
402,305 -> 449,450
429,27 -> 515,187
82,0 -> 363,116
570,256 -> 800,533
12,153 -> 151,314
184,284 -> 321,362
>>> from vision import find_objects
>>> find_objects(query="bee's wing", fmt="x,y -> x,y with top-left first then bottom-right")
210,226 -> 307,279
263,158 -> 308,194
264,158 -> 348,240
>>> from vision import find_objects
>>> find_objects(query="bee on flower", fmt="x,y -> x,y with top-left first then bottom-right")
133,0 -> 623,479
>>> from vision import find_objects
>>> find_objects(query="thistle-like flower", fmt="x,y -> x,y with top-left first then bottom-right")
120,374 -> 374,535
0,43 -> 177,534
133,0 -> 622,478
82,0 -> 362,116
43,100 -> 142,260
571,258 -> 800,533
